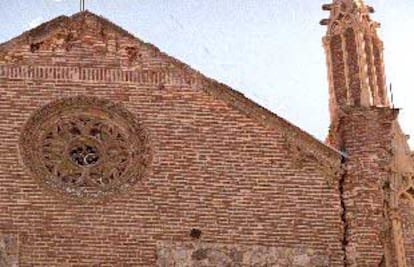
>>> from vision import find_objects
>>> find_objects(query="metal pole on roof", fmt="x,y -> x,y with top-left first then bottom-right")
390,83 -> 394,109
80,0 -> 85,11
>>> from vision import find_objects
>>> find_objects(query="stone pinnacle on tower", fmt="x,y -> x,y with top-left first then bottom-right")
321,3 -> 408,265
321,0 -> 388,120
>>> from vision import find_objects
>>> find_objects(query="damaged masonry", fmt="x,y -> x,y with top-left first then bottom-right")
0,0 -> 413,266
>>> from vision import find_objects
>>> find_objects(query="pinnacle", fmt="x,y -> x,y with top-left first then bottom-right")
337,0 -> 365,6
325,0 -> 365,7
320,0 -> 374,25
322,0 -> 373,11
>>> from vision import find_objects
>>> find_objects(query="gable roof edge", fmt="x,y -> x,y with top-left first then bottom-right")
199,77 -> 343,162
0,11 -> 342,166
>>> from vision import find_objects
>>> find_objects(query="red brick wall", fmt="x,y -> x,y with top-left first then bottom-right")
0,12 -> 345,266
344,29 -> 361,106
332,107 -> 397,266
0,67 -> 344,266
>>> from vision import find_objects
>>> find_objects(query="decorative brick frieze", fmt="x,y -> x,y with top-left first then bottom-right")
0,65 -> 199,87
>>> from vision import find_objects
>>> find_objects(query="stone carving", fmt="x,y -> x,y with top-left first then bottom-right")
323,0 -> 379,36
399,196 -> 414,266
322,0 -> 389,109
398,174 -> 414,201
20,96 -> 151,201
157,241 -> 330,267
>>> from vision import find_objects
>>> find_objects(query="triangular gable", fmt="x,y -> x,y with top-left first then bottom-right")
0,11 -> 342,170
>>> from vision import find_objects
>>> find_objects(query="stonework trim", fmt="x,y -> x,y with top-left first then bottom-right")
0,234 -> 18,267
156,241 -> 330,267
364,34 -> 380,105
19,96 -> 152,202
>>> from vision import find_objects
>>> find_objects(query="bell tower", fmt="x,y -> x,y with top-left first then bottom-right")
321,1 -> 407,266
321,0 -> 388,121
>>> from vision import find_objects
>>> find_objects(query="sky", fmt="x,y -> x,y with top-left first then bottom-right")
1,0 -> 414,146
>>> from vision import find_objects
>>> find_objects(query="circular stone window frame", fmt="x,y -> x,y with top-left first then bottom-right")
19,96 -> 152,203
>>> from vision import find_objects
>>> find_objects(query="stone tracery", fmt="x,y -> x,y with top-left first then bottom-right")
20,96 -> 151,200
399,174 -> 414,202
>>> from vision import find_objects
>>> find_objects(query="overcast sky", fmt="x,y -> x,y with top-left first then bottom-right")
1,0 -> 414,146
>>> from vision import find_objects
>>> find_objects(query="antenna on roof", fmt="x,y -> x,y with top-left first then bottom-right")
389,82 -> 394,108
80,0 -> 85,12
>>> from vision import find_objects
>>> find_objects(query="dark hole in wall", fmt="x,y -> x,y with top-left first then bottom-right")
30,42 -> 43,53
190,228 -> 202,239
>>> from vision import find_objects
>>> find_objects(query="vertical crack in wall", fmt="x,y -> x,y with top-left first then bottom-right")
380,184 -> 389,267
381,176 -> 393,266
339,154 -> 349,267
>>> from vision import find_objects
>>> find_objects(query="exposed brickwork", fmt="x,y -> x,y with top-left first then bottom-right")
345,29 -> 361,105
1,1 -> 413,266
332,107 -> 397,266
328,107 -> 414,267
322,2 -> 414,265
330,34 -> 347,106
0,11 -> 345,266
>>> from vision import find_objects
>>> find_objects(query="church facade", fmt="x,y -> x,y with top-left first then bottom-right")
0,0 -> 412,266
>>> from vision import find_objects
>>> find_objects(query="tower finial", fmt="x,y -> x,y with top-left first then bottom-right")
320,0 -> 376,31
321,0 -> 388,117
336,0 -> 365,7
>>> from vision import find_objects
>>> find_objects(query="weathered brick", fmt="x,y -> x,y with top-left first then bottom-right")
0,10 -> 344,267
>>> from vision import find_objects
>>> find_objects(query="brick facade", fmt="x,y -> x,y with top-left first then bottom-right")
0,10 -> 345,267
0,1 -> 413,266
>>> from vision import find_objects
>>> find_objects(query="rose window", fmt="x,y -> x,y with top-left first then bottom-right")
20,96 -> 151,200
